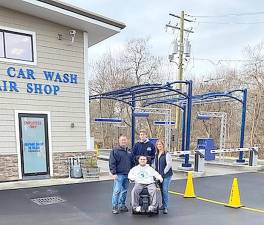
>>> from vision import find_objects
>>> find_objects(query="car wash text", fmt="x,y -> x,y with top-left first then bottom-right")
0,66 -> 78,95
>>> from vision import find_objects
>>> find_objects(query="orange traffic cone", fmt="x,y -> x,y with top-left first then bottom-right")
225,177 -> 243,208
184,172 -> 196,198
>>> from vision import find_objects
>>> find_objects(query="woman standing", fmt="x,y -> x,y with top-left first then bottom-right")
154,139 -> 173,214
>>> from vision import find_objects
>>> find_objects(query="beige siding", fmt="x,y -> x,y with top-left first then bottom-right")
0,7 -> 87,154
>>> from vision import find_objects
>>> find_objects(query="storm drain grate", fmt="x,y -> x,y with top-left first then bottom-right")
31,196 -> 66,206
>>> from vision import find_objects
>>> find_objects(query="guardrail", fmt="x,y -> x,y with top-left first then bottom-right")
211,147 -> 259,166
211,147 -> 258,154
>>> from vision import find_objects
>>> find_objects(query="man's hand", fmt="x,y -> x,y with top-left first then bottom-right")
157,175 -> 163,183
128,178 -> 135,183
112,174 -> 118,180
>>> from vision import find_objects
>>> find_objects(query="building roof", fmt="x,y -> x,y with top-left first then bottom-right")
0,0 -> 126,47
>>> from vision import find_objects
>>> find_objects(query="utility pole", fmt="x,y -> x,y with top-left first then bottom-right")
178,11 -> 185,90
166,11 -> 194,150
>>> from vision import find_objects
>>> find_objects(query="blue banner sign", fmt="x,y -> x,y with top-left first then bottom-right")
94,118 -> 123,123
153,121 -> 176,125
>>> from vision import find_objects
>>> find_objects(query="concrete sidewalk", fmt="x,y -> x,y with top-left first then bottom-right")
0,175 -> 112,191
0,160 -> 112,191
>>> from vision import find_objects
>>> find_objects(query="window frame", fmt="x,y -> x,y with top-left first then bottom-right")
0,26 -> 37,66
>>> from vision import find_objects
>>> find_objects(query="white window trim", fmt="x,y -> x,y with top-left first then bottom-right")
83,31 -> 92,151
15,110 -> 53,179
0,26 -> 37,66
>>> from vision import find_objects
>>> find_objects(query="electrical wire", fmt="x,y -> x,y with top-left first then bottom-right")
194,58 -> 253,62
189,11 -> 264,24
195,21 -> 264,25
191,11 -> 264,18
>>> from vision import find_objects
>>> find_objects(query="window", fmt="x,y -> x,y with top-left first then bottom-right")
0,28 -> 35,64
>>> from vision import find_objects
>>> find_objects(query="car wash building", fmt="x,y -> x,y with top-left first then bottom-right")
0,0 -> 125,181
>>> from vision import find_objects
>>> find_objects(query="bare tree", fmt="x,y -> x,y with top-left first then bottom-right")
122,38 -> 162,85
90,38 -> 163,148
241,42 -> 264,155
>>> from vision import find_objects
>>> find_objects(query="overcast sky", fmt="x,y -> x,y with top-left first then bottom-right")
62,0 -> 264,79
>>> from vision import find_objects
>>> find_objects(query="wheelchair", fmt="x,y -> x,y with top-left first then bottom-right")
131,179 -> 160,215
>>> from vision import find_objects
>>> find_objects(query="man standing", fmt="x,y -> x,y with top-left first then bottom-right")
132,129 -> 156,165
109,135 -> 133,214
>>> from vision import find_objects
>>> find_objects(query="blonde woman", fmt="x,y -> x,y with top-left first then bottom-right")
154,139 -> 173,214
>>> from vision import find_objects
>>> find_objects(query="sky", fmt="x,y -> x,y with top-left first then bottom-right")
61,0 -> 264,79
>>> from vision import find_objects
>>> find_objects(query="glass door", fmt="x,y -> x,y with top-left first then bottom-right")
19,114 -> 50,176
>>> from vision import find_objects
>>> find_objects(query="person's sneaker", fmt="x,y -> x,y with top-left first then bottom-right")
119,206 -> 129,212
112,207 -> 119,214
148,206 -> 155,212
135,206 -> 141,212
163,208 -> 168,214
159,206 -> 165,210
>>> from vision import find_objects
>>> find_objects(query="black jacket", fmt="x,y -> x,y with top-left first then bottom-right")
132,140 -> 156,165
109,146 -> 133,175
155,152 -> 173,178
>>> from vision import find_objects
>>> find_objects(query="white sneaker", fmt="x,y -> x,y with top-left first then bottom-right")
148,206 -> 154,212
135,206 -> 141,212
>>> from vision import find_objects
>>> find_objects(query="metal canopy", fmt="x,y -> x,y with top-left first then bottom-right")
90,84 -> 248,165
89,80 -> 193,168
144,89 -> 245,107
141,88 -> 248,163
89,81 -> 190,107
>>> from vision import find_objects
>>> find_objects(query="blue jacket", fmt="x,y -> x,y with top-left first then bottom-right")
155,152 -> 173,178
109,146 -> 133,175
132,139 -> 156,165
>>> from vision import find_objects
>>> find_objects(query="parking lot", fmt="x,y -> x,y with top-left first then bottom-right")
0,172 -> 263,225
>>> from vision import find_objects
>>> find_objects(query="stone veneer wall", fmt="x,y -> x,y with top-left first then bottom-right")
0,152 -> 96,181
0,154 -> 19,181
52,151 -> 95,178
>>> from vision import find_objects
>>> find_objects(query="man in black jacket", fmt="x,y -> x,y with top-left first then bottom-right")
132,129 -> 156,165
109,135 -> 133,214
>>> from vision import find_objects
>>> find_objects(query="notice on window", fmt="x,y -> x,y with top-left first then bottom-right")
21,117 -> 48,174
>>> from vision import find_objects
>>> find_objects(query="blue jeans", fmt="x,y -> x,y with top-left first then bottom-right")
161,176 -> 172,209
112,175 -> 129,208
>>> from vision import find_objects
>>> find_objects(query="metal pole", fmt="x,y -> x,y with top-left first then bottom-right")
131,94 -> 136,147
168,109 -> 172,151
181,105 -> 186,152
175,11 -> 185,151
182,80 -> 192,168
165,109 -> 171,151
219,112 -> 227,161
237,89 -> 247,163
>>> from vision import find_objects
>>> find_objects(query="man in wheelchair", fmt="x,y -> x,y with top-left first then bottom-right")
128,155 -> 163,214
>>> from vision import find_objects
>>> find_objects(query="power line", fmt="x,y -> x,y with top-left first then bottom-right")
194,58 -> 250,62
191,11 -> 264,18
195,21 -> 264,25
190,58 -> 264,66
